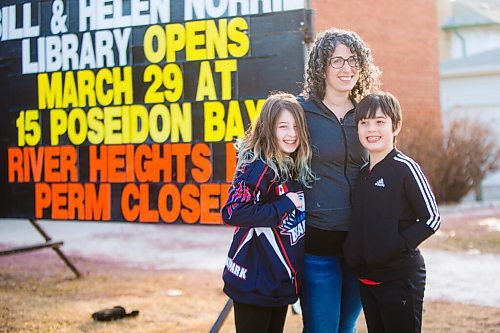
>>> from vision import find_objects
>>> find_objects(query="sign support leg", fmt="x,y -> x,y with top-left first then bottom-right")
0,219 -> 81,278
209,298 -> 233,333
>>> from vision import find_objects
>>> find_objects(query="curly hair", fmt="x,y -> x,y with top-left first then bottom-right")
302,28 -> 381,102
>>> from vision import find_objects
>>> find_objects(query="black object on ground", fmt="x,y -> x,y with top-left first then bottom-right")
92,306 -> 139,321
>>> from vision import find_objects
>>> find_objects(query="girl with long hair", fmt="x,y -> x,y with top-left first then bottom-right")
222,92 -> 314,333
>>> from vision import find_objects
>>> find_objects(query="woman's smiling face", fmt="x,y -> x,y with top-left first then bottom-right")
325,44 -> 360,94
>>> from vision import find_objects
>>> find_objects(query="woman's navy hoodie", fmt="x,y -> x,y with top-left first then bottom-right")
298,96 -> 367,232
221,159 -> 305,306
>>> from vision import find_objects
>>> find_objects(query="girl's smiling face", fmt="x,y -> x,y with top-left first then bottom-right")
275,109 -> 299,155
358,107 -> 401,157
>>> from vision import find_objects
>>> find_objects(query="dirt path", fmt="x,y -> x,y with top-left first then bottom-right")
424,249 -> 500,306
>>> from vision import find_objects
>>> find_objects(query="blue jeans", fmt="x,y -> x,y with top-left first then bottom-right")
300,254 -> 362,333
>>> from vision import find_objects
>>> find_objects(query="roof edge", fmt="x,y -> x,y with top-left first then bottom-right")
442,22 -> 498,30
441,65 -> 500,78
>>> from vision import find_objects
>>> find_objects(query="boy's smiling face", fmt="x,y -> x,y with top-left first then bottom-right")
358,107 -> 401,158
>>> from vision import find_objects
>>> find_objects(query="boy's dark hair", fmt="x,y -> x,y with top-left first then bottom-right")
355,91 -> 402,132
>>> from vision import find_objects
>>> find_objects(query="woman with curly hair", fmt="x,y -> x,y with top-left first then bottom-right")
297,28 -> 381,332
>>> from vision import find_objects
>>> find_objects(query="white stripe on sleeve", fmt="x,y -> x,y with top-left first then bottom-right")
394,154 -> 441,231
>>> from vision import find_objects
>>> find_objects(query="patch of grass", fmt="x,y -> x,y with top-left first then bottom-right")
422,210 -> 500,254
424,229 -> 500,253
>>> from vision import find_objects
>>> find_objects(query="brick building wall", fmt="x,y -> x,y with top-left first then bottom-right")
310,0 -> 441,123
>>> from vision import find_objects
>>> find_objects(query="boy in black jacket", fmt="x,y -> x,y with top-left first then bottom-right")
343,92 -> 441,333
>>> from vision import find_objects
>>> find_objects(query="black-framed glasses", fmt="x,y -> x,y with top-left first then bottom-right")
329,56 -> 360,69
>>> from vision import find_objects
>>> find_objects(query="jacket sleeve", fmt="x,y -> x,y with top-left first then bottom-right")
221,162 -> 296,228
400,162 -> 441,249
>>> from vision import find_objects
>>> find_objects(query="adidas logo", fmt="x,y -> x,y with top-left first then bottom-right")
374,178 -> 385,187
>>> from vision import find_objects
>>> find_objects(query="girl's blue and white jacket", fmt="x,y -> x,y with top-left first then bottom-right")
221,159 -> 306,307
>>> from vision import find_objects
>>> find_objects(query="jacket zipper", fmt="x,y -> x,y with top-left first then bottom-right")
339,114 -> 354,205
317,100 -> 356,206
272,228 -> 299,295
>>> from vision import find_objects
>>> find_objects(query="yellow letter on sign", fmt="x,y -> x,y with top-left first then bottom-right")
196,61 -> 217,101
